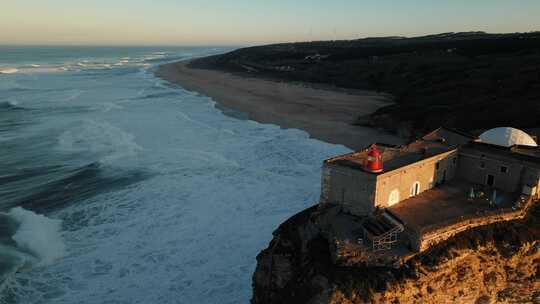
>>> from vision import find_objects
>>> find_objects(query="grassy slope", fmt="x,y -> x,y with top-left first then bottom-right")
191,32 -> 540,135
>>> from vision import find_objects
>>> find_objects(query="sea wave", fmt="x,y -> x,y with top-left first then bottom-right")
0,208 -> 65,293
0,100 -> 24,111
7,207 -> 65,267
114,59 -> 130,66
3,66 -> 67,75
2,161 -> 150,214
72,62 -> 113,70
0,68 -> 18,74
142,52 -> 170,63
136,91 -> 180,100
57,120 -> 142,163
0,100 -> 18,107
1,54 -> 175,77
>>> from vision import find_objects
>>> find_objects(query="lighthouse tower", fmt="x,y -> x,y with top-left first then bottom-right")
363,144 -> 383,173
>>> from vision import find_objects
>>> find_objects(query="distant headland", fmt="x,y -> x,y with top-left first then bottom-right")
158,31 -> 540,145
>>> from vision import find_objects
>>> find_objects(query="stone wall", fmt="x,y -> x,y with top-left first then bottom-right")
374,149 -> 458,208
458,148 -> 524,193
319,163 -> 377,215
411,196 -> 536,252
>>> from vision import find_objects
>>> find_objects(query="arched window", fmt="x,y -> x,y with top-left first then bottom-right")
410,182 -> 421,197
388,189 -> 400,206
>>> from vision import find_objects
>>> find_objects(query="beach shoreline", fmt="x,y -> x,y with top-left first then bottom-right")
155,60 -> 402,150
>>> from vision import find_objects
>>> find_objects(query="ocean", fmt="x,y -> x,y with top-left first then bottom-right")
0,46 -> 350,303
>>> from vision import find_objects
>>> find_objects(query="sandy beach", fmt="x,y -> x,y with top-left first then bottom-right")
156,60 -> 401,150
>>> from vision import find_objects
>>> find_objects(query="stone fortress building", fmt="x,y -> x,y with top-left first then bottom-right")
318,127 -> 540,262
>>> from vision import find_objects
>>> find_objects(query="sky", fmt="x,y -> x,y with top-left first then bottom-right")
1,0 -> 540,46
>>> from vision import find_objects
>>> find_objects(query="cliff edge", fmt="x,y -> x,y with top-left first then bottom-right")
252,204 -> 540,304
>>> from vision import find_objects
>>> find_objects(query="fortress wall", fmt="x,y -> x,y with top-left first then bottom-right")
375,150 -> 458,208
411,196 -> 535,252
320,163 -> 377,215
457,148 -> 536,193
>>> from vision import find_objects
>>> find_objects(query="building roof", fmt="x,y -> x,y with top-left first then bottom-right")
461,141 -> 540,166
326,127 -> 540,174
422,126 -> 476,146
326,138 -> 454,173
479,127 -> 537,147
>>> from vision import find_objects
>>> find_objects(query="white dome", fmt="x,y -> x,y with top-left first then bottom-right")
479,127 -> 537,147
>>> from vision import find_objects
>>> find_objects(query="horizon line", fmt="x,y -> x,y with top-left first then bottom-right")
1,30 -> 539,48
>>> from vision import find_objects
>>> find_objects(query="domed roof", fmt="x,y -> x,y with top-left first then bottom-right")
479,127 -> 537,147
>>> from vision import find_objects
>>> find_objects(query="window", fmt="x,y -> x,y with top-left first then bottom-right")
486,174 -> 495,186
452,157 -> 457,165
479,161 -> 485,169
410,182 -> 421,197
388,189 -> 400,206
500,166 -> 508,173
435,161 -> 440,170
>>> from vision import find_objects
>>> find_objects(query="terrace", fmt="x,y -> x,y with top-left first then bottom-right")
389,179 -> 520,234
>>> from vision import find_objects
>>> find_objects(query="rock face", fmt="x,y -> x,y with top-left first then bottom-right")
252,204 -> 540,304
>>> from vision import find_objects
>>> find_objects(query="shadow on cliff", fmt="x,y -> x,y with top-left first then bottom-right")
252,204 -> 540,303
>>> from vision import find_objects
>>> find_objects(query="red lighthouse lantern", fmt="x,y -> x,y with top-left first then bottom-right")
363,144 -> 383,173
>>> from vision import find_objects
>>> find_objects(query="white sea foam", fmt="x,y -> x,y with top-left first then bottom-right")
57,119 -> 142,163
2,47 -> 379,304
0,68 -> 18,74
114,60 -> 130,66
67,61 -> 117,70
62,89 -> 83,102
143,52 -> 167,61
3,99 -> 19,107
99,102 -> 124,112
14,65 -> 67,74
18,84 -> 352,303
7,207 -> 65,266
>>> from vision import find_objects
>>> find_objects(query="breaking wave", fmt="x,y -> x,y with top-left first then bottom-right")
137,91 -> 181,100
0,101 -> 23,111
0,208 -> 65,294
0,45 -> 351,303
57,120 -> 142,163
1,66 -> 68,75
0,68 -> 18,75
6,208 -> 65,267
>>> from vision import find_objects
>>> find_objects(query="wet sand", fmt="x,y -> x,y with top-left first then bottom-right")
155,60 -> 401,150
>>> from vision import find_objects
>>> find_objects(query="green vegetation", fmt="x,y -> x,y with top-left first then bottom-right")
192,32 -> 540,135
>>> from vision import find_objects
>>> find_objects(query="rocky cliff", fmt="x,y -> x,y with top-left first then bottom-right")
252,204 -> 540,304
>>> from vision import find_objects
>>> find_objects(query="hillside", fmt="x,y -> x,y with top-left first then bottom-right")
191,32 -> 540,136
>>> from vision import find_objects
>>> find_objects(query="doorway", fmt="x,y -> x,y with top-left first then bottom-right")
441,170 -> 447,184
486,174 -> 495,187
